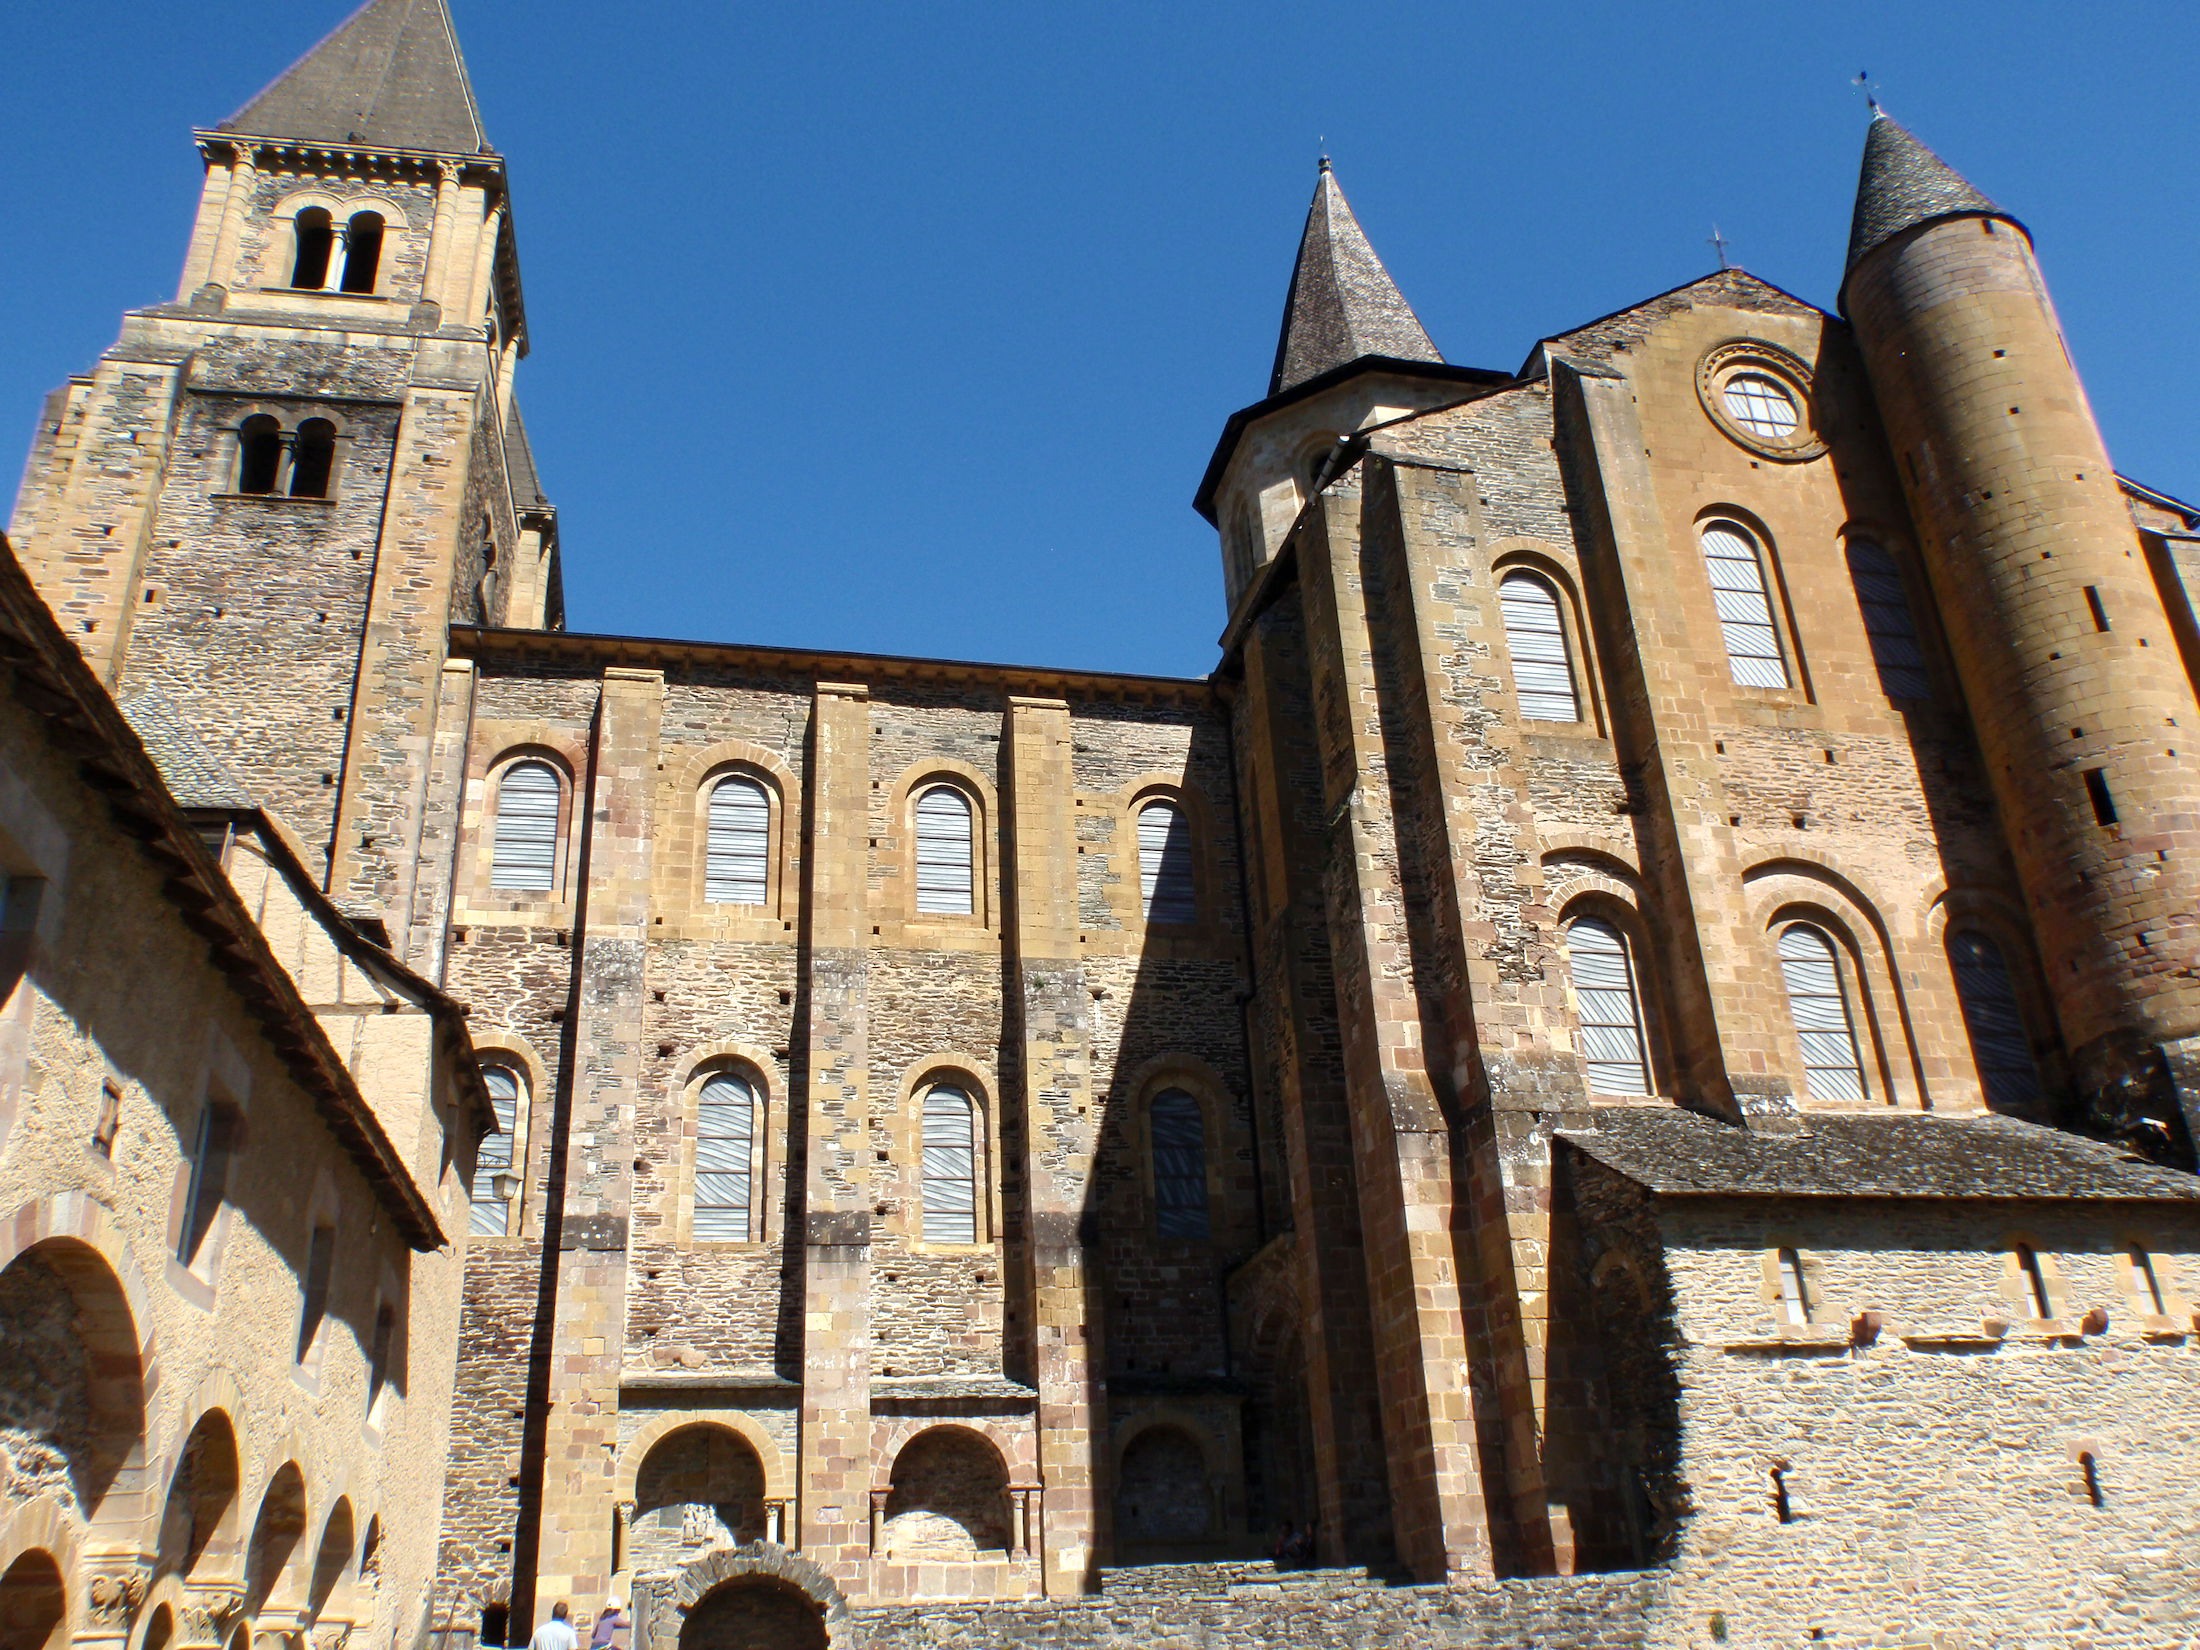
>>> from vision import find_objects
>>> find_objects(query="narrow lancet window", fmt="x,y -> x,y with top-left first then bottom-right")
1701,522 -> 1789,688
914,786 -> 975,915
1149,1089 -> 1211,1242
705,776 -> 771,905
1137,800 -> 1196,924
490,761 -> 561,891
289,419 -> 336,498
291,208 -> 335,289
237,415 -> 285,495
1946,930 -> 2042,1113
693,1073 -> 757,1242
1567,916 -> 1652,1096
1499,572 -> 1580,722
341,212 -> 384,293
921,1085 -> 977,1243
1777,923 -> 1865,1101
470,1064 -> 522,1236
1846,540 -> 1932,700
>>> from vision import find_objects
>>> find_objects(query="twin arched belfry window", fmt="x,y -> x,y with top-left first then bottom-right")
236,415 -> 338,499
291,208 -> 385,294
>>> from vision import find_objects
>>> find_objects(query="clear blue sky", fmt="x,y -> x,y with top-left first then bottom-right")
3,3 -> 2193,678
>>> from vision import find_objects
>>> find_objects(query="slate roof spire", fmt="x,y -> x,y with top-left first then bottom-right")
220,0 -> 489,155
1844,111 -> 2012,275
1269,159 -> 1443,397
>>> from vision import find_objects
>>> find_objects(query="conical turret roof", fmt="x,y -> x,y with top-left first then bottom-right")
1845,112 -> 2009,274
221,0 -> 488,154
1269,161 -> 1443,397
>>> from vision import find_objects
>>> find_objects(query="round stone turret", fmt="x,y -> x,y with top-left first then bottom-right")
1843,115 -> 2200,1146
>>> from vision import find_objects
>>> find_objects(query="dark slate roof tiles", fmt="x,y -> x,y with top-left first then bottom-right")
1845,112 -> 2008,273
222,0 -> 488,155
1269,162 -> 1443,397
1559,1105 -> 2200,1203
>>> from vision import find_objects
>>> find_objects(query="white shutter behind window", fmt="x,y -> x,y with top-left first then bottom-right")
1566,917 -> 1651,1096
1138,802 -> 1197,924
490,762 -> 561,891
706,776 -> 771,905
1846,540 -> 1933,701
1701,524 -> 1790,689
1499,574 -> 1581,722
921,1086 -> 977,1243
693,1073 -> 757,1242
1777,924 -> 1866,1101
914,786 -> 975,915
1947,931 -> 2041,1112
470,1066 -> 521,1237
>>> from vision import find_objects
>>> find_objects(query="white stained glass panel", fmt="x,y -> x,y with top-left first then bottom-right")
1701,524 -> 1790,689
490,761 -> 561,891
1846,540 -> 1933,702
914,786 -> 975,915
1946,931 -> 2042,1112
1149,1088 -> 1211,1241
1777,924 -> 1866,1101
706,776 -> 771,905
1499,574 -> 1580,723
1723,373 -> 1799,439
470,1065 -> 522,1237
1138,802 -> 1197,924
693,1073 -> 756,1242
921,1086 -> 977,1243
1567,917 -> 1651,1096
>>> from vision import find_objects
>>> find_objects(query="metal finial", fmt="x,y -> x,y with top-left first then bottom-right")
1852,69 -> 1881,114
1708,224 -> 1732,270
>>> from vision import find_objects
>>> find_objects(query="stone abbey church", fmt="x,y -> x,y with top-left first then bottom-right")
6,0 -> 2200,1646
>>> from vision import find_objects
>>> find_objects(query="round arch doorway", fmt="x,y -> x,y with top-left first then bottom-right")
677,1579 -> 826,1650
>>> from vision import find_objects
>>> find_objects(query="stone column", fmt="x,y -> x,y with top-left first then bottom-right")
531,666 -> 663,1622
203,142 -> 258,297
797,683 -> 875,1588
1003,695 -> 1102,1595
420,161 -> 462,321
466,200 -> 507,332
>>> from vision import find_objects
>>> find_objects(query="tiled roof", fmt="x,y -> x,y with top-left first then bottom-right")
121,693 -> 256,810
1559,1105 -> 2200,1203
1845,113 -> 2006,274
221,0 -> 488,155
1269,161 -> 1443,397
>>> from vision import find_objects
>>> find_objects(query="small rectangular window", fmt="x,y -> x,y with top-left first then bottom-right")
2083,586 -> 2111,632
1775,1248 -> 1810,1325
297,1224 -> 336,1361
2016,1244 -> 2053,1318
2083,767 -> 2117,827
179,1101 -> 239,1264
2131,1244 -> 2167,1315
367,1303 -> 398,1409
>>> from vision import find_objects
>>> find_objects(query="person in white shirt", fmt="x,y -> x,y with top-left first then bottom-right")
527,1602 -> 578,1650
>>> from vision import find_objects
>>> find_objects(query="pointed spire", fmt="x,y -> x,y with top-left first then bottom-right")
221,0 -> 488,154
1845,112 -> 2010,274
1269,160 -> 1443,397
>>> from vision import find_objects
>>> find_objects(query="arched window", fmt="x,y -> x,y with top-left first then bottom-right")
1946,930 -> 2042,1113
469,1064 -> 522,1236
1846,540 -> 1932,701
693,1072 -> 758,1242
489,761 -> 561,892
1700,522 -> 1789,689
1776,923 -> 1865,1101
237,415 -> 285,495
705,776 -> 771,906
289,419 -> 337,499
290,208 -> 335,289
1498,572 -> 1581,722
1566,915 -> 1652,1096
914,785 -> 974,916
1137,800 -> 1196,924
340,212 -> 384,294
1149,1088 -> 1210,1242
920,1085 -> 977,1243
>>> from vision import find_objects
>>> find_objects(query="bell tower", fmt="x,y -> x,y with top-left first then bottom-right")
1843,114 -> 2200,1152
7,0 -> 560,951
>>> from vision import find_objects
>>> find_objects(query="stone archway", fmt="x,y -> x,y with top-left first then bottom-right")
642,1546 -> 847,1650
0,1549 -> 66,1650
880,1426 -> 1009,1558
630,1425 -> 768,1569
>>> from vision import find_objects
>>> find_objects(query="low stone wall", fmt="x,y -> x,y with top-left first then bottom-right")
853,1564 -> 1660,1649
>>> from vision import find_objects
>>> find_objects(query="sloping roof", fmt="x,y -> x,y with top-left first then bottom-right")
1845,112 -> 2009,274
1532,268 -> 1826,372
1270,161 -> 1443,396
121,693 -> 256,810
1559,1106 -> 2200,1203
222,0 -> 488,154
504,402 -> 546,510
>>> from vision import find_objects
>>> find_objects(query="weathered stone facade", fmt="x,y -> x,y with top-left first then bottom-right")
10,4 -> 2200,1647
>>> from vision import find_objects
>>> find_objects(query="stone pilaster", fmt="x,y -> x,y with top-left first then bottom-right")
406,657 -> 478,975
1003,695 -> 1102,1595
798,682 -> 874,1587
531,665 -> 662,1620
